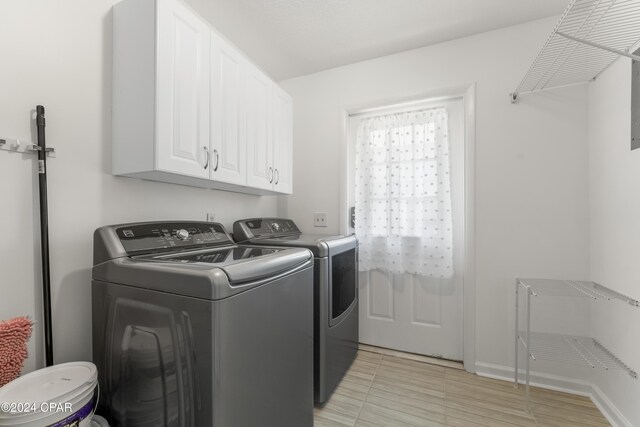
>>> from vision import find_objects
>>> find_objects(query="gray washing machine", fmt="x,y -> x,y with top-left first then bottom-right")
233,218 -> 358,405
91,221 -> 314,427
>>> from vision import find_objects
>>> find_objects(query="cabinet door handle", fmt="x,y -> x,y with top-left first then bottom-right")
213,149 -> 219,172
274,168 -> 279,185
203,146 -> 210,170
268,166 -> 274,183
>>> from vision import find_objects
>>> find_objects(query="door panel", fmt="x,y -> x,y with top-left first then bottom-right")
366,270 -> 394,320
360,272 -> 461,359
411,275 -> 442,326
272,86 -> 293,194
156,0 -> 210,178
245,66 -> 272,190
353,98 -> 464,360
210,34 -> 246,185
360,271 -> 462,360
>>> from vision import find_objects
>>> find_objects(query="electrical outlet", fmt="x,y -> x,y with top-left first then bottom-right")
206,213 -> 216,222
313,212 -> 327,227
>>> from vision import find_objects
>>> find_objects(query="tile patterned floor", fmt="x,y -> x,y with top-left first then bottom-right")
314,350 -> 611,427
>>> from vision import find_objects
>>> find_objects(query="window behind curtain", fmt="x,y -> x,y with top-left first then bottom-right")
354,107 -> 453,278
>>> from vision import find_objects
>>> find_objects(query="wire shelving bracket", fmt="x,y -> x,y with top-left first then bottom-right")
511,0 -> 640,103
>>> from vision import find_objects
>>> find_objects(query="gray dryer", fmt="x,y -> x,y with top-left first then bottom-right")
233,218 -> 358,405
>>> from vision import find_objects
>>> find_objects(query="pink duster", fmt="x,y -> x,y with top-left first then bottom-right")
0,317 -> 33,387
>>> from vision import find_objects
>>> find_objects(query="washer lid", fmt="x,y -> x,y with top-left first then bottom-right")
92,246 -> 313,300
0,362 -> 97,405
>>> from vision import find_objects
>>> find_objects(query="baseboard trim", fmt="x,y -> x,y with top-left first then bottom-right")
475,362 -> 591,395
591,383 -> 633,427
475,362 -> 630,427
358,343 -> 464,370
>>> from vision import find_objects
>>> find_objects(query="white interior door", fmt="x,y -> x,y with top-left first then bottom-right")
156,0 -> 210,178
348,98 -> 465,360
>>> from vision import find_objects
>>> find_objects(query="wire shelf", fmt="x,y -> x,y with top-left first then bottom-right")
511,0 -> 640,102
517,278 -> 640,306
515,277 -> 638,406
521,332 -> 638,378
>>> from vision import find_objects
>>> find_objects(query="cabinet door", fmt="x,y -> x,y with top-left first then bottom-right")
156,0 -> 210,178
245,66 -> 273,190
272,86 -> 293,194
210,34 -> 246,185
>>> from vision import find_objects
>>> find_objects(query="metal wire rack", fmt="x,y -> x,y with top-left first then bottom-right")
511,0 -> 640,102
514,278 -> 638,409
524,332 -> 637,377
517,278 -> 640,306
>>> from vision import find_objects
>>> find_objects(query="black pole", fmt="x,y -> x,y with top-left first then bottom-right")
36,105 -> 54,367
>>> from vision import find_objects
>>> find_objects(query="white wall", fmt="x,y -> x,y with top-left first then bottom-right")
588,57 -> 640,426
278,17 -> 591,370
0,0 -> 277,372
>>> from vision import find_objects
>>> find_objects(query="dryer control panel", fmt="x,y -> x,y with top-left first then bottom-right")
234,218 -> 301,240
116,222 -> 231,255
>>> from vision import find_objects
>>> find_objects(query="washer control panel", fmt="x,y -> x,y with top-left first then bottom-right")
175,229 -> 190,240
116,222 -> 230,254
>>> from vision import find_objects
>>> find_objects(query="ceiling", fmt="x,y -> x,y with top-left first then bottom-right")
197,0 -> 567,81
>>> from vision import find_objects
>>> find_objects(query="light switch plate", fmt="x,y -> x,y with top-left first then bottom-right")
314,212 -> 327,227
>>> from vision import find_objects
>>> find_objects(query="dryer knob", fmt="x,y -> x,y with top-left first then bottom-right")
176,229 -> 189,240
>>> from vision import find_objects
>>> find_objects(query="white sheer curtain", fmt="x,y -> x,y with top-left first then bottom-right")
354,107 -> 453,278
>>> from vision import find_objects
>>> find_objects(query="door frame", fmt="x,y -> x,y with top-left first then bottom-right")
339,83 -> 477,372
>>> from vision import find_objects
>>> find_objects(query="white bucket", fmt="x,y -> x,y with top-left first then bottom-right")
0,362 -> 100,427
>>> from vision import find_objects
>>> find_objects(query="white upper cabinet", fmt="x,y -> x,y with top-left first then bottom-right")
156,0 -> 211,178
245,66 -> 273,191
210,34 -> 246,185
112,0 -> 292,195
245,66 -> 293,194
272,85 -> 293,194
